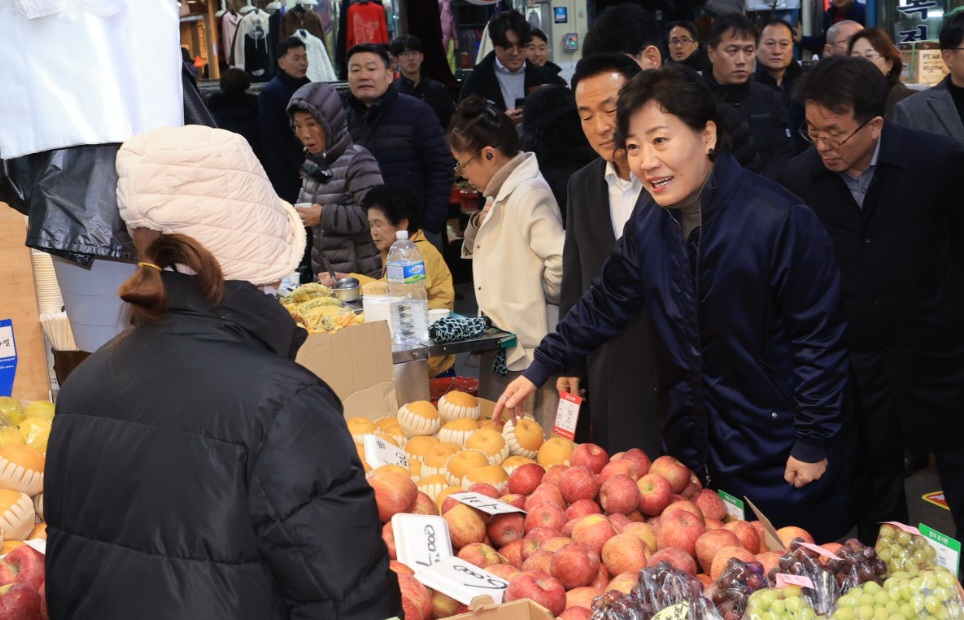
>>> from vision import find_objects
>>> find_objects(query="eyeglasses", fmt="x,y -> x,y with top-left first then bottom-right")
669,37 -> 696,46
495,42 -> 525,53
799,116 -> 876,149
397,50 -> 420,58
454,153 -> 479,178
851,50 -> 882,60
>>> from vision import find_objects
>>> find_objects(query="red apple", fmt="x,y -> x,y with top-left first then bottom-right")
565,586 -> 604,610
525,501 -> 567,533
637,473 -> 673,516
38,581 -> 46,620
411,491 -> 439,516
756,550 -> 783,575
704,518 -> 724,530
710,545 -> 756,581
389,560 -> 415,576
649,455 -> 690,494
542,536 -> 572,554
0,583 -> 42,620
487,562 -> 522,581
368,471 -> 418,522
397,573 -> 434,620
558,466 -> 600,504
440,494 -> 463,514
522,527 -> 560,559
681,481 -> 701,500
549,541 -> 601,589
724,520 -> 761,554
601,532 -> 650,575
647,547 -> 698,575
751,520 -> 770,550
607,571 -> 640,595
571,514 -> 618,555
561,517 -> 579,537
522,548 -> 554,573
499,539 -> 525,568
565,498 -> 603,522
626,510 -> 645,523
590,563 -> 611,591
507,463 -> 545,496
608,513 -> 631,532
431,589 -> 462,620
505,570 -> 567,617
614,448 -> 652,477
488,512 -> 526,547
598,458 -> 640,483
776,525 -> 814,548
524,483 -> 566,511
571,443 -> 609,474
694,489 -> 727,522
558,606 -> 593,620
542,464 -> 570,488
696,573 -> 713,589
599,474 -> 641,515
622,522 -> 659,553
695,529 -> 741,574
382,521 -> 397,560
661,499 -> 704,525
499,493 -> 527,510
657,510 -> 705,557
466,482 -> 501,499
821,542 -> 844,563
443,503 -> 488,549
458,542 -> 506,568
0,546 -> 44,592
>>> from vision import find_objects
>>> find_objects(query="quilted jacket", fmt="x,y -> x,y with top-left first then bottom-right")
288,82 -> 383,278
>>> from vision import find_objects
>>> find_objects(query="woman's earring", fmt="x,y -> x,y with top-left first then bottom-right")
485,152 -> 493,161
707,147 -> 715,156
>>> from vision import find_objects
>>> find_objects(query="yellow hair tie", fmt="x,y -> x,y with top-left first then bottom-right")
138,262 -> 162,271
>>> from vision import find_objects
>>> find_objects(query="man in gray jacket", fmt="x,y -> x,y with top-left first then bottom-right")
892,10 -> 964,144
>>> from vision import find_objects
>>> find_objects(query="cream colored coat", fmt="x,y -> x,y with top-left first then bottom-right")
462,153 -> 564,371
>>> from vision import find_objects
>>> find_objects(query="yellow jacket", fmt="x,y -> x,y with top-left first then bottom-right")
351,230 -> 455,376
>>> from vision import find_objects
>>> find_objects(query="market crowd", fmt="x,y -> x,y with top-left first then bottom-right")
39,4 -> 964,619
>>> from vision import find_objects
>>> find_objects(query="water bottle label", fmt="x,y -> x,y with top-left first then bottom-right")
388,261 -> 426,284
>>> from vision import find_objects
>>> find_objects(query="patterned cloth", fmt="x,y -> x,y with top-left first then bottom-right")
427,315 -> 507,375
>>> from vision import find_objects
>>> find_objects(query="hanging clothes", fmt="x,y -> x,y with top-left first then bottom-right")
439,0 -> 456,52
234,8 -> 272,79
346,0 -> 388,49
281,4 -> 324,40
221,9 -> 244,67
294,29 -> 336,82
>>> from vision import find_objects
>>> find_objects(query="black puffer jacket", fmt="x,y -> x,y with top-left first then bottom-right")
288,82 -> 383,278
45,272 -> 402,620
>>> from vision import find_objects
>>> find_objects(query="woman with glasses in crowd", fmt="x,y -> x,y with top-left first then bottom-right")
495,65 -> 857,542
666,20 -> 711,73
450,94 -> 565,430
849,28 -> 913,119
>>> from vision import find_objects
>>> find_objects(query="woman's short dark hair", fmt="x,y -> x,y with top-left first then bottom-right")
362,185 -> 420,233
794,55 -> 888,123
667,20 -> 700,41
530,28 -> 548,44
847,28 -> 903,86
615,64 -> 729,157
447,95 -> 520,158
219,68 -> 251,96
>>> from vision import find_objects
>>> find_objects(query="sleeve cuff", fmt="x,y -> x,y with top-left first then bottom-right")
790,439 -> 828,463
523,358 -> 553,389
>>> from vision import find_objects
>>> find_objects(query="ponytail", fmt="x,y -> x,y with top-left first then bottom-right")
119,233 -> 225,325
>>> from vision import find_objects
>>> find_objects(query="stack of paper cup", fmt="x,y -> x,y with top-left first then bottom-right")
31,250 -> 64,314
362,295 -> 396,337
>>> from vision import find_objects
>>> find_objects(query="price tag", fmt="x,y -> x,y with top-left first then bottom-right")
553,391 -> 582,440
24,539 -> 46,556
0,320 -> 18,398
362,434 -> 409,470
652,602 -> 690,620
718,490 -> 745,521
883,521 -> 921,536
414,556 -> 508,605
391,513 -> 453,572
775,573 -> 815,589
798,542 -> 841,561
919,523 -> 961,575
451,492 -> 526,515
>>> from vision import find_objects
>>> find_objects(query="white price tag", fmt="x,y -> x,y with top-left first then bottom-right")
919,523 -> 961,575
718,490 -> 745,521
553,391 -> 582,440
362,434 -> 409,471
414,557 -> 508,605
451,492 -> 526,515
0,325 -> 15,359
391,513 -> 453,572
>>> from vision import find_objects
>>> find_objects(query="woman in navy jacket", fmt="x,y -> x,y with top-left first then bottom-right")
497,65 -> 857,541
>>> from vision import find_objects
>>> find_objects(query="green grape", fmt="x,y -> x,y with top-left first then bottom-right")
865,582 -> 884,594
770,598 -> 786,615
924,574 -> 939,591
875,591 -> 891,607
899,602 -> 916,619
857,604 -> 876,619
873,608 -> 889,620
925,595 -> 944,614
798,606 -> 815,620
897,532 -> 912,546
834,606 -> 856,620
924,545 -> 938,560
879,525 -> 897,540
859,593 -> 876,607
878,547 -> 893,562
786,595 -> 803,614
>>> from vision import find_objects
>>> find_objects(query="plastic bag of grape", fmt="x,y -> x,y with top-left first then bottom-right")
766,539 -> 839,615
826,538 -> 887,594
744,585 -> 820,620
829,566 -> 964,620
874,522 -> 938,577
632,561 -> 723,620
709,558 -> 770,620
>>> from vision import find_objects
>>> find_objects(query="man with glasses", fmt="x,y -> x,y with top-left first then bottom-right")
782,56 -> 964,545
389,35 -> 455,131
666,20 -> 710,73
893,10 -> 964,144
458,9 -> 565,125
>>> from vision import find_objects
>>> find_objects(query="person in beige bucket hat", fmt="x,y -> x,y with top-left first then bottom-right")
43,125 -> 403,620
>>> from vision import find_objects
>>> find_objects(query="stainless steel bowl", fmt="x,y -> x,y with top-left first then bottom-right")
332,285 -> 360,302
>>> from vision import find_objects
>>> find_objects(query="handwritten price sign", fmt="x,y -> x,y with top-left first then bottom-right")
362,434 -> 409,470
451,492 -> 526,515
415,557 -> 508,605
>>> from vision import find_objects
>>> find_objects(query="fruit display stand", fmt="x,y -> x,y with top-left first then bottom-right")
0,206 -> 49,401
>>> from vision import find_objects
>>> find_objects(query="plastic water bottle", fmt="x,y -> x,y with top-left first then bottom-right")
386,230 -> 429,345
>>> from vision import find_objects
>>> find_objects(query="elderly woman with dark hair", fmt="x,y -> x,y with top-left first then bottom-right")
849,28 -> 913,118
496,64 -> 857,541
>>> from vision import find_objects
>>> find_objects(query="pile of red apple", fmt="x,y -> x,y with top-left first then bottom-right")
0,546 -> 46,620
368,444 -> 826,620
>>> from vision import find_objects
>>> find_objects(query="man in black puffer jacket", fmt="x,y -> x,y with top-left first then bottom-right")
342,43 -> 453,244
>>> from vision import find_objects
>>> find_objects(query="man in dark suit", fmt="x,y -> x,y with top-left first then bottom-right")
892,10 -> 964,144
556,53 -> 661,456
782,56 -> 964,543
457,10 -> 565,125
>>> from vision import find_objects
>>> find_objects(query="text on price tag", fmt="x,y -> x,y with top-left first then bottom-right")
451,492 -> 526,515
414,557 -> 508,605
718,490 -> 745,521
775,573 -> 815,589
0,322 -> 15,360
553,391 -> 582,440
362,434 -> 409,470
919,523 -> 961,575
391,513 -> 453,572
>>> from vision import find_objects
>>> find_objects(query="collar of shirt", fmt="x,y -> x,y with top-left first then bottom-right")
838,135 -> 882,208
494,57 -> 526,76
604,160 -> 643,238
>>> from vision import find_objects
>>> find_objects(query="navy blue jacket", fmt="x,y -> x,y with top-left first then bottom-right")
258,70 -> 310,202
458,52 -> 567,111
342,88 -> 453,235
525,155 -> 855,540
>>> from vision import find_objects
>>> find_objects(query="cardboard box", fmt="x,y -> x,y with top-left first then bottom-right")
295,321 -> 397,420
899,40 -> 949,85
440,598 -> 553,620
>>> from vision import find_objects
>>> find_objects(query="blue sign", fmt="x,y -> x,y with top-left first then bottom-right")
0,319 -> 17,397
554,6 -> 568,23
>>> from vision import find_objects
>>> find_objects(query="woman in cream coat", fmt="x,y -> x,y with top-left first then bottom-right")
448,95 -> 565,428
